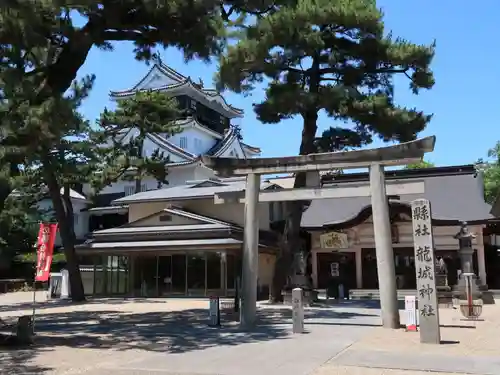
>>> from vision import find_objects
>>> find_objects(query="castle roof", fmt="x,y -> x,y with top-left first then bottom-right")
109,62 -> 243,119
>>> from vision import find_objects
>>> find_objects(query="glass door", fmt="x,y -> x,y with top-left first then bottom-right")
206,252 -> 222,296
158,255 -> 172,296
134,256 -> 158,297
187,253 -> 206,296
171,254 -> 187,294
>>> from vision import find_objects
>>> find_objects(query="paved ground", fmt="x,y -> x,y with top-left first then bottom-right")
0,292 -> 499,375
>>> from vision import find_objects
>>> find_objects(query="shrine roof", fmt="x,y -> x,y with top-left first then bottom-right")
302,165 -> 493,229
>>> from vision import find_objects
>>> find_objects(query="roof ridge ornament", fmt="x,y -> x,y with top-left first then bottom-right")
152,52 -> 162,66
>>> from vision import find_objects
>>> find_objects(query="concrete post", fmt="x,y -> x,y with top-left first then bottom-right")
369,163 -> 400,329
292,287 -> 304,333
60,269 -> 70,299
240,173 -> 260,329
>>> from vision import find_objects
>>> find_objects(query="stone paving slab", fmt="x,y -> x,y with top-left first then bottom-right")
2,293 -> 500,375
89,323 -> 370,375
315,365 -> 475,375
332,349 -> 500,375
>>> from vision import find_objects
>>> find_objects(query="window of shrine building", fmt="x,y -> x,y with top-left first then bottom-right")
159,214 -> 172,222
179,136 -> 188,149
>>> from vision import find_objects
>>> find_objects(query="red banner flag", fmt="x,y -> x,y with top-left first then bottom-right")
35,223 -> 58,282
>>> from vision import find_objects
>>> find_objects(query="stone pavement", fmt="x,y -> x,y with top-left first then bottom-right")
1,292 -> 500,375
316,299 -> 500,375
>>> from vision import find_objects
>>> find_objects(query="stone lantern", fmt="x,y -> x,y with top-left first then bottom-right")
454,222 -> 476,276
452,222 -> 483,319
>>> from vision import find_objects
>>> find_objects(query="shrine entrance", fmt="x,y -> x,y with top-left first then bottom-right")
316,252 -> 356,293
203,136 -> 436,329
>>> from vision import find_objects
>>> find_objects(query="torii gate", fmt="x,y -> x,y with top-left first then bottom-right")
202,136 -> 436,329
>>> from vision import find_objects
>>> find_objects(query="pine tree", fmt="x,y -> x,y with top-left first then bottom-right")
478,141 -> 500,204
0,1 -> 272,299
217,0 -> 436,301
0,169 -> 42,273
405,160 -> 435,169
1,59 -> 100,300
0,1 -> 271,105
93,90 -> 182,194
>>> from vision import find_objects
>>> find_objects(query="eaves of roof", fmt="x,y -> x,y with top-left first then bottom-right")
146,133 -> 197,160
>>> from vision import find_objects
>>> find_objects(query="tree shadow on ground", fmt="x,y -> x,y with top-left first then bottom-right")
0,347 -> 52,375
23,309 -> 289,354
0,297 -> 173,314
305,299 -> 406,310
256,306 -> 382,327
1,306 -> 378,355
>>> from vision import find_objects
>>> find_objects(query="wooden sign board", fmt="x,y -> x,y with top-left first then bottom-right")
320,232 -> 349,250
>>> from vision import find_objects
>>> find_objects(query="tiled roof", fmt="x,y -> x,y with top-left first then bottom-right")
301,166 -> 493,228
112,177 -> 275,204
146,133 -> 197,160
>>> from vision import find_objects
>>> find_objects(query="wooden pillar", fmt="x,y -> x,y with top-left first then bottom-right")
129,254 -> 136,297
311,250 -> 318,289
355,248 -> 363,289
476,230 -> 487,285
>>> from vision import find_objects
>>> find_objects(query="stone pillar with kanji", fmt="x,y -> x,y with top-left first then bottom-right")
411,199 -> 441,344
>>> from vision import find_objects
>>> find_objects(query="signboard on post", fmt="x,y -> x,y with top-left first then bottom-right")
405,295 -> 417,332
411,199 -> 441,344
35,223 -> 58,282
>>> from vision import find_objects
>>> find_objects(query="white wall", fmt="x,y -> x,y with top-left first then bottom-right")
167,127 -> 218,155
310,220 -> 487,288
218,138 -> 246,159
141,136 -> 189,162
311,219 -> 482,251
137,66 -> 178,90
91,165 -> 199,195
36,197 -> 89,246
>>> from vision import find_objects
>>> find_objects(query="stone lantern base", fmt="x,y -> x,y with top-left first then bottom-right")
281,274 -> 318,306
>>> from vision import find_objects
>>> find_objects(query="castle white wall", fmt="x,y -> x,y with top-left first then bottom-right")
167,126 -> 218,155
36,197 -> 89,246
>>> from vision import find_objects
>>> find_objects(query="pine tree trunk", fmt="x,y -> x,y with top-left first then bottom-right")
42,161 -> 85,302
270,110 -> 318,302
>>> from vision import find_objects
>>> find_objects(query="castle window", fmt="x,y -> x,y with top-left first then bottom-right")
190,100 -> 197,110
179,136 -> 188,149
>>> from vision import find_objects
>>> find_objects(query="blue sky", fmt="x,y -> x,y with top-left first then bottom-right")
77,0 -> 499,166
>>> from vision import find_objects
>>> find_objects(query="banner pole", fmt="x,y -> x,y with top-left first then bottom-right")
32,280 -> 36,334
32,221 -> 58,335
32,222 -> 41,335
